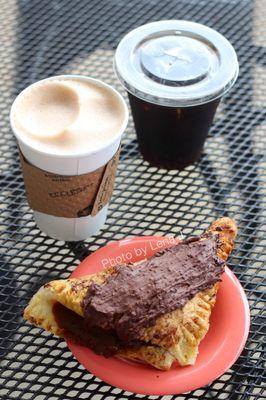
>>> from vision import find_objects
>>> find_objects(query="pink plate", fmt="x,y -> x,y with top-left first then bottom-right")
68,236 -> 250,395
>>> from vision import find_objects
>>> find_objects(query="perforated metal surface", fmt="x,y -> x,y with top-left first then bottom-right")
0,0 -> 265,399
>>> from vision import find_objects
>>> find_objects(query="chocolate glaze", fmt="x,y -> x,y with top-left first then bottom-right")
83,233 -> 225,348
53,302 -> 125,356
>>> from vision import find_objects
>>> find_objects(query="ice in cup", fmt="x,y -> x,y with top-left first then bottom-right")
114,20 -> 239,170
10,75 -> 128,241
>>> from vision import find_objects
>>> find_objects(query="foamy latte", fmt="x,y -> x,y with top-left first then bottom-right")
10,76 -> 128,241
11,76 -> 126,155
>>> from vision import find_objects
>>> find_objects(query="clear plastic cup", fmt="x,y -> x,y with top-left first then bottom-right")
114,20 -> 239,170
10,75 -> 128,241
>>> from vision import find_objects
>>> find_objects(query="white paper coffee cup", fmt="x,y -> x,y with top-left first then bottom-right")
10,75 -> 128,241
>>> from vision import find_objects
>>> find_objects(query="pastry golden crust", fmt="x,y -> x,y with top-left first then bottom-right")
24,217 -> 237,370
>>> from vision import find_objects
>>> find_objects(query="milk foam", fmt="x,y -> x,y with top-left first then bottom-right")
11,77 -> 125,155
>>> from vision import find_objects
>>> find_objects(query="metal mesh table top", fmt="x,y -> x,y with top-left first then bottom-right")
0,0 -> 265,399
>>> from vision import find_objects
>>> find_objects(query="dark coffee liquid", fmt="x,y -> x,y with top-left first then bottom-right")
128,94 -> 220,170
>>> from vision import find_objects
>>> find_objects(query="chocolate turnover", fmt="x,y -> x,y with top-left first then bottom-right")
53,234 -> 224,356
79,233 -> 225,355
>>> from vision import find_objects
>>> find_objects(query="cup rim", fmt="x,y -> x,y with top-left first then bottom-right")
10,75 -> 129,159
